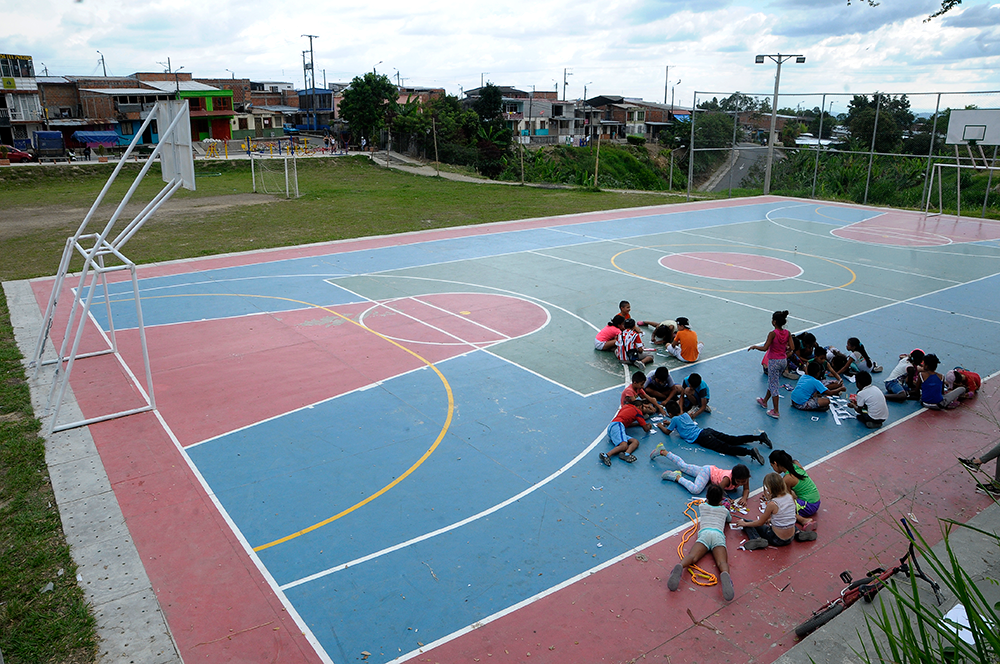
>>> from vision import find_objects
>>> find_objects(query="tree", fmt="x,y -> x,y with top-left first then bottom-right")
719,93 -> 759,113
470,83 -> 511,178
848,0 -> 962,21
847,94 -> 913,153
338,72 -> 398,146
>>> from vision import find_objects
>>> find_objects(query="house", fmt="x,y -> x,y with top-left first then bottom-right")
136,73 -> 234,141
464,86 -> 582,145
1,53 -> 43,149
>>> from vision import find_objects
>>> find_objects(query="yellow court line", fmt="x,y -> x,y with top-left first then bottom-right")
109,292 -> 454,552
609,243 -> 857,295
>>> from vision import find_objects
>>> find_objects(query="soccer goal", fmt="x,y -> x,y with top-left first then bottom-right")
251,152 -> 299,198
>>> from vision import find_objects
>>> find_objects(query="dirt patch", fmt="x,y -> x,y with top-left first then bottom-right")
0,193 -> 279,241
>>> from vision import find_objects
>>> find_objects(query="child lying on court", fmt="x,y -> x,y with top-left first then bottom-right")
667,483 -> 735,601
650,319 -> 677,346
657,400 -> 769,465
945,366 -> 981,399
599,402 -> 651,466
650,445 -> 752,506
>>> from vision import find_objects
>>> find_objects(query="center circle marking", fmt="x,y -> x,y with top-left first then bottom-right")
658,252 -> 803,281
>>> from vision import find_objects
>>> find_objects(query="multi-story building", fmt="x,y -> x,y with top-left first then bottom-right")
1,53 -> 43,149
136,73 -> 234,141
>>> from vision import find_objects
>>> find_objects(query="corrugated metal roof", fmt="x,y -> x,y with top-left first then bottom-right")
83,88 -> 168,95
142,80 -> 219,92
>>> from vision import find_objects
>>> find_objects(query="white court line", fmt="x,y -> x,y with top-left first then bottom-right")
660,252 -> 803,280
410,294 -> 513,340
280,428 -> 613,590
526,248 -> 822,327
765,203 -> 1000,259
677,228 -> 962,285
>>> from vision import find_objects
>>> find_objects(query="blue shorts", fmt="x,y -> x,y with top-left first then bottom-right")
696,527 -> 726,550
608,422 -> 628,446
885,377 -> 905,394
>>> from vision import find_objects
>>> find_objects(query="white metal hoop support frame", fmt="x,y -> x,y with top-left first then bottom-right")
924,161 -> 1000,220
29,100 -> 195,434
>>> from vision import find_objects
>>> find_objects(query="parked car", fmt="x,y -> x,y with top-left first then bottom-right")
0,144 -> 36,163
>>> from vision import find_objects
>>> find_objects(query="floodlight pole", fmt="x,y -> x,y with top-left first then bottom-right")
756,53 -> 805,195
303,35 -> 318,131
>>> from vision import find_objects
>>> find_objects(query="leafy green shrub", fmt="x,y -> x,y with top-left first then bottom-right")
626,134 -> 646,146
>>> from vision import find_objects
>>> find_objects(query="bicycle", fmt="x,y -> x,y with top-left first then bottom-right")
794,518 -> 945,638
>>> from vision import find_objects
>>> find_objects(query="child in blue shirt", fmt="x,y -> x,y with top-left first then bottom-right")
790,361 -> 842,412
658,401 -> 768,465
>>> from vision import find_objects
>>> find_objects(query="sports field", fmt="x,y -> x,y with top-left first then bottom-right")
8,193 -> 1000,663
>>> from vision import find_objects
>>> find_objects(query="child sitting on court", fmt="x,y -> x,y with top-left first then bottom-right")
680,373 -> 711,417
665,317 -> 703,362
667,483 -> 736,601
884,349 -> 925,402
917,354 -> 966,409
599,402 -> 651,466
945,367 -> 981,399
848,371 -> 889,429
644,366 -> 681,404
621,371 -> 666,416
595,315 -> 626,351
651,445 -> 752,506
615,319 -> 652,368
790,361 -> 843,413
733,473 -> 798,549
846,337 -> 882,374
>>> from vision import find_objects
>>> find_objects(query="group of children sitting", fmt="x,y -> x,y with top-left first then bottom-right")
592,303 -> 985,601
595,301 -> 704,367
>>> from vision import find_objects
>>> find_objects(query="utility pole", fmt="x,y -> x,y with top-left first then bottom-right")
563,68 -> 572,100
96,50 -> 107,76
302,50 -> 309,131
664,65 -> 668,105
302,34 -> 318,131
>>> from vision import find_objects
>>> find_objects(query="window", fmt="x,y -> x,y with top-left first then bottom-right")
59,107 -> 71,118
270,86 -> 278,93
263,117 -> 272,127
627,111 -> 635,121
637,111 -> 645,122
238,117 -> 248,130
120,121 -> 134,135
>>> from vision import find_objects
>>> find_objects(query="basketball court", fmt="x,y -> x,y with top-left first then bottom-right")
8,194 -> 1000,663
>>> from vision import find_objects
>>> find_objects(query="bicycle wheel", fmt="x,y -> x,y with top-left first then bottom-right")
795,603 -> 846,638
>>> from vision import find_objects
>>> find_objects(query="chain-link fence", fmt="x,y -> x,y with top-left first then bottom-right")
681,89 -> 1000,218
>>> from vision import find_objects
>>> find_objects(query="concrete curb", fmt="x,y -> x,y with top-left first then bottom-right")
3,279 -> 182,664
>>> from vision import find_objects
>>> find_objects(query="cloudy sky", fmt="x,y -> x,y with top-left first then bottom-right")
3,0 -> 999,112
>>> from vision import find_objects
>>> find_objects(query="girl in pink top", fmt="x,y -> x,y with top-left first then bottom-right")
748,310 -> 794,419
650,445 -> 752,506
595,315 -> 626,351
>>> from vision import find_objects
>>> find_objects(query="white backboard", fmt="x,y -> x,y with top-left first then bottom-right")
945,109 -> 1000,146
157,100 -> 196,190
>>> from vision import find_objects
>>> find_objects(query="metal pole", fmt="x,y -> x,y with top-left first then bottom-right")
687,91 -> 697,202
982,145 -> 997,218
664,65 -> 668,105
763,56 -> 783,195
728,109 -> 738,197
922,93 -> 942,207
811,93 -> 827,198
863,94 -> 882,205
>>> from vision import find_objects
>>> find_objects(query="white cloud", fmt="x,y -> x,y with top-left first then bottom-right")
2,0 -> 998,109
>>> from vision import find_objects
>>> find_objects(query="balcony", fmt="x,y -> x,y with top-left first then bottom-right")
503,112 -> 524,121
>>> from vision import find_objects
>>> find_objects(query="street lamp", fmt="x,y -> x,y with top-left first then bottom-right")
373,61 -> 382,74
225,68 -> 234,79
174,65 -> 185,94
755,53 -> 805,194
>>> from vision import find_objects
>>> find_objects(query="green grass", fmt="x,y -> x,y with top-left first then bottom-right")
0,292 -> 97,664
0,156 -> 677,283
0,155 -> 680,663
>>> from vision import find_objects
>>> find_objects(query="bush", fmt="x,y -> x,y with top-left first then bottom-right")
626,134 -> 646,146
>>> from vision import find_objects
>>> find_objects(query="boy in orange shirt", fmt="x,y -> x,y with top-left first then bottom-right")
666,316 -> 704,362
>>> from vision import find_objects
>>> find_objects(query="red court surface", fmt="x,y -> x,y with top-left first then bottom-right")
831,210 -> 1000,245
